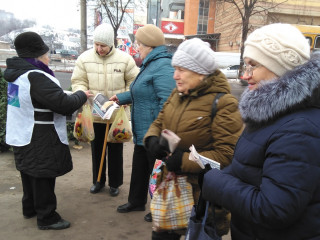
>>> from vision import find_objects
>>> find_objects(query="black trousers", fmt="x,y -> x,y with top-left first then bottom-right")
20,172 -> 61,226
128,145 -> 155,206
91,123 -> 123,188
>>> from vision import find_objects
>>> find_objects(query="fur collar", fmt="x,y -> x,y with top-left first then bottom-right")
239,53 -> 320,128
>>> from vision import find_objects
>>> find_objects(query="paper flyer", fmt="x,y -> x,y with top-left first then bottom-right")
189,145 -> 220,170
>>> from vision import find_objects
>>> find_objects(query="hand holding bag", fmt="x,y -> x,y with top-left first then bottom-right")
148,129 -> 181,198
150,171 -> 194,232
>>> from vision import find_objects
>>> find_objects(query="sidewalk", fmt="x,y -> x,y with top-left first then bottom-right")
0,141 -> 152,240
0,141 -> 231,240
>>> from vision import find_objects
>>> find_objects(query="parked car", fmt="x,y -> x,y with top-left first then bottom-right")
220,65 -> 240,79
60,50 -> 79,60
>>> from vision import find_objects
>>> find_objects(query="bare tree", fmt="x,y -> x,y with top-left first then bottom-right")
95,0 -> 134,47
216,0 -> 287,77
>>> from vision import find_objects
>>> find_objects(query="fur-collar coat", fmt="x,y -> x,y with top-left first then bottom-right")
203,53 -> 320,240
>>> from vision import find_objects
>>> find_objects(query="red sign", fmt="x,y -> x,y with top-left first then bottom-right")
133,24 -> 144,35
161,21 -> 184,34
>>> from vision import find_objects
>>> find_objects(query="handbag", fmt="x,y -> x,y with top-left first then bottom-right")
185,201 -> 221,240
185,163 -> 221,240
150,171 -> 194,232
107,106 -> 132,143
149,159 -> 164,198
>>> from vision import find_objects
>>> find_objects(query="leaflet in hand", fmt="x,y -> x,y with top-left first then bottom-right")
161,129 -> 181,153
92,93 -> 119,120
189,145 -> 220,170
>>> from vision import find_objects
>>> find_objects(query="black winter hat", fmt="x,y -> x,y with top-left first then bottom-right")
14,31 -> 49,58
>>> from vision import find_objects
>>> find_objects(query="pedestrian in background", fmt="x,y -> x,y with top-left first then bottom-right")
144,38 -> 243,240
4,31 -> 91,230
203,23 -> 320,240
71,23 -> 139,196
110,24 -> 175,222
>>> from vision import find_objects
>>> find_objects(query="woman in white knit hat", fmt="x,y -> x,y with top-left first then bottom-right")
144,37 -> 243,239
202,23 -> 320,240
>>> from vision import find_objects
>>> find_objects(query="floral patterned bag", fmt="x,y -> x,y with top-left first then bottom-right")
149,159 -> 165,198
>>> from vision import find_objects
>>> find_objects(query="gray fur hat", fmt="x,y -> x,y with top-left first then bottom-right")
172,38 -> 217,75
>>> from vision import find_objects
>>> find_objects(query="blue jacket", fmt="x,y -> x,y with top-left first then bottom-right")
117,45 -> 175,145
203,53 -> 320,240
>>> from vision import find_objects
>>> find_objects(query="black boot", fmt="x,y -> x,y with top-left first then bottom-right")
144,212 -> 152,222
109,187 -> 119,197
117,202 -> 145,213
90,182 -> 105,194
38,219 -> 70,230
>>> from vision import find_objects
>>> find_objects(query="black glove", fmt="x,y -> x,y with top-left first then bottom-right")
145,136 -> 169,159
164,148 -> 184,172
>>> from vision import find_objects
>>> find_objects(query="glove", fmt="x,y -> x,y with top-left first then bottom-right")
164,148 -> 184,172
145,136 -> 169,159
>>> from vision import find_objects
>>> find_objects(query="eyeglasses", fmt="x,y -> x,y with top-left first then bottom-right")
241,64 -> 261,77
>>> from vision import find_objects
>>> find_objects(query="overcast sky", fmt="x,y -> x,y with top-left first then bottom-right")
1,0 -> 82,30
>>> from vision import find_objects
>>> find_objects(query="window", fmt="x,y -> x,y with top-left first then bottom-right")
314,36 -> 320,49
197,0 -> 210,34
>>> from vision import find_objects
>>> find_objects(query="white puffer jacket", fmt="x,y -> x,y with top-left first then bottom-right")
71,47 -> 139,123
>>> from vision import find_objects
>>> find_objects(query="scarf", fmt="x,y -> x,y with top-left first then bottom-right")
24,58 -> 55,77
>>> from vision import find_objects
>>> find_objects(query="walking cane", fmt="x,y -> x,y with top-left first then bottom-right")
96,120 -> 110,188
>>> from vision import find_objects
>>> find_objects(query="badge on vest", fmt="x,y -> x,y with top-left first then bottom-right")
7,83 -> 20,107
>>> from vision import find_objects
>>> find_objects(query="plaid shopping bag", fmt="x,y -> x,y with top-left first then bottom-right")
150,172 -> 194,232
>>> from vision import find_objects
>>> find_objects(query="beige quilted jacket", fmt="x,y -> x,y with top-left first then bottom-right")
71,47 -> 139,123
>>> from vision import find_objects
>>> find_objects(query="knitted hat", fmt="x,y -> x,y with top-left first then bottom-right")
243,23 -> 310,77
14,32 -> 49,58
93,23 -> 114,47
135,24 -> 165,47
172,38 -> 217,75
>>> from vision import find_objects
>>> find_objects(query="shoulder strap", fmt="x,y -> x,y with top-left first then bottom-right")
211,93 -> 225,120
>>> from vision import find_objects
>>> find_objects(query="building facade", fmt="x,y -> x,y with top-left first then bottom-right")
215,0 -> 320,52
146,0 -> 320,52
